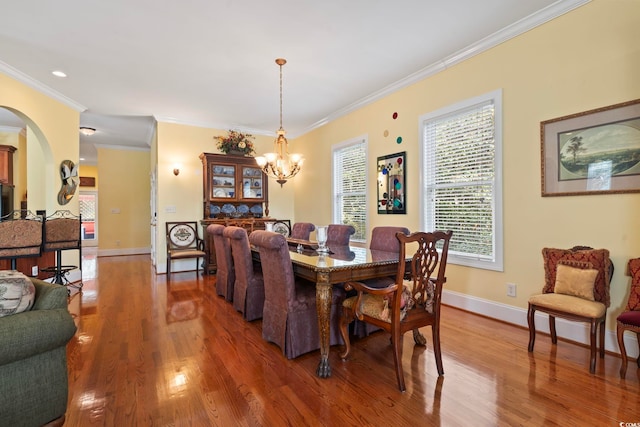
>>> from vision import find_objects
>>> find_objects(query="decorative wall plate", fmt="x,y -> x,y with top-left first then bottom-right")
237,204 -> 249,214
249,204 -> 263,214
210,205 -> 221,216
273,222 -> 290,237
221,204 -> 236,214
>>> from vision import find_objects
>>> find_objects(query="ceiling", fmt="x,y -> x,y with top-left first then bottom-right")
0,0 -> 585,164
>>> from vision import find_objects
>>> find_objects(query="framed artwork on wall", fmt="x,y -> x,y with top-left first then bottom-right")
377,151 -> 406,214
541,98 -> 640,196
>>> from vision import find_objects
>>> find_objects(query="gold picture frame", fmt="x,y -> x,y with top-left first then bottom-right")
541,99 -> 640,196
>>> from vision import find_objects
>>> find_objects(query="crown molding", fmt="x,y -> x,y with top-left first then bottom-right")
153,115 -> 275,137
297,0 -> 591,137
94,143 -> 150,152
0,60 -> 87,113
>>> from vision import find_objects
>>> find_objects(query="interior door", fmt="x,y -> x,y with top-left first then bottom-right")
79,191 -> 98,247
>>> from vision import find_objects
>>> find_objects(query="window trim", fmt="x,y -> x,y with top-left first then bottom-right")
419,89 -> 503,271
332,135 -> 368,243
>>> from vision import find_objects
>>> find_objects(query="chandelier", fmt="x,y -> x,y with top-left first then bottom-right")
255,58 -> 303,187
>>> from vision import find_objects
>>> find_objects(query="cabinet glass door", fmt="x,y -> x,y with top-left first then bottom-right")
241,167 -> 263,199
211,164 -> 236,199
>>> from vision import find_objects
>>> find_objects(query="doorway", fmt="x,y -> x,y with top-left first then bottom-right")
79,191 -> 98,247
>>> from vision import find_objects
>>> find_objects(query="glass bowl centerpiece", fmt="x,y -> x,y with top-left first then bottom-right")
214,130 -> 256,156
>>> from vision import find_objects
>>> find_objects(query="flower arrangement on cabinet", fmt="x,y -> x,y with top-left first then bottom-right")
214,130 -> 256,156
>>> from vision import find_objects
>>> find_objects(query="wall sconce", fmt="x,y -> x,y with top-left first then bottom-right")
173,168 -> 180,176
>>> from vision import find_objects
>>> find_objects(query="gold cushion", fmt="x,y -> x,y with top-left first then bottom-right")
554,264 -> 597,301
529,293 -> 606,318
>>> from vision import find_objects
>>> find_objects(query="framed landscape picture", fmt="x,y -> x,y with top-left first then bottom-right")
541,99 -> 640,196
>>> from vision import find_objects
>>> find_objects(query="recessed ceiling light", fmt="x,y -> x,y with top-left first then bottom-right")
52,70 -> 67,77
79,127 -> 96,136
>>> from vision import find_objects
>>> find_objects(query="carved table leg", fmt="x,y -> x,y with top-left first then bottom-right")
315,272 -> 332,378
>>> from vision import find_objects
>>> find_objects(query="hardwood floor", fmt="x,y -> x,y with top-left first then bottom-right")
64,253 -> 640,426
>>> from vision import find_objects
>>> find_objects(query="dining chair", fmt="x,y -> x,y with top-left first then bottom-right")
339,230 -> 453,391
290,222 -> 315,241
207,224 -> 235,301
224,226 -> 265,321
249,230 -> 345,359
166,221 -> 206,278
617,257 -> 640,377
527,246 -> 614,373
353,226 -> 410,338
326,224 -> 355,246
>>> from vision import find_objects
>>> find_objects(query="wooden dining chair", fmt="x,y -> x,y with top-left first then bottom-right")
617,257 -> 640,377
166,221 -> 206,278
207,224 -> 235,301
249,230 -> 345,359
527,246 -> 613,373
224,226 -> 265,321
339,230 -> 453,391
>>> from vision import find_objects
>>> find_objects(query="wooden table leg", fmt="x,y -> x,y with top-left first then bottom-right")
315,272 -> 332,378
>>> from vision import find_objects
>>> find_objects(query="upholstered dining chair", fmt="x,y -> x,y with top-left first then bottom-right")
224,226 -> 265,321
249,230 -> 345,359
617,257 -> 640,378
326,224 -> 355,247
290,222 -> 315,241
207,224 -> 235,301
339,230 -> 453,392
527,246 -> 614,373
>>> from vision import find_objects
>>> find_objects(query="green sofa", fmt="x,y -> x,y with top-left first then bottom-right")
0,278 -> 77,427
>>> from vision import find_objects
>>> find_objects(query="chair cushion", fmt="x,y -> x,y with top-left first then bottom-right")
617,310 -> 640,327
0,270 -> 36,317
553,264 -> 597,301
542,247 -> 611,306
529,293 -> 606,318
343,284 -> 414,322
626,258 -> 640,311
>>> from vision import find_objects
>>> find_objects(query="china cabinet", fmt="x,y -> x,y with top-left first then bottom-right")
199,152 -> 289,273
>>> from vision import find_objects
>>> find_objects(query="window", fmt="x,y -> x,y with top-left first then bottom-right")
332,136 -> 367,242
420,90 -> 503,271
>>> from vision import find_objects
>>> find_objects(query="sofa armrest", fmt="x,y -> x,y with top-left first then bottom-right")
0,280 -> 76,366
31,279 -> 68,310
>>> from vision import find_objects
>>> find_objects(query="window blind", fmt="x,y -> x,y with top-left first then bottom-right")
333,140 -> 367,241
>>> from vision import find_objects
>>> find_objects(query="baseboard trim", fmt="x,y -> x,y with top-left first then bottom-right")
442,289 -> 638,358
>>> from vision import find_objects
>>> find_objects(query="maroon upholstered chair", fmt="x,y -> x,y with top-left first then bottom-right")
207,224 -> 235,301
527,246 -> 614,373
326,224 -> 355,246
617,258 -> 640,377
249,230 -> 345,359
339,230 -> 453,391
224,226 -> 265,321
290,222 -> 315,241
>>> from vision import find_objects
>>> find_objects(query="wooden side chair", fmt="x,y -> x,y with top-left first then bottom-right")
208,224 -> 235,301
165,222 -> 206,278
527,246 -> 613,373
339,230 -> 453,391
617,257 -> 640,377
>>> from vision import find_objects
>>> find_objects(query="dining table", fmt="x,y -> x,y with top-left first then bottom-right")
255,238 -> 404,378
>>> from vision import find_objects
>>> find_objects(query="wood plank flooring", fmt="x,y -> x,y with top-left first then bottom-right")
64,253 -> 640,426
